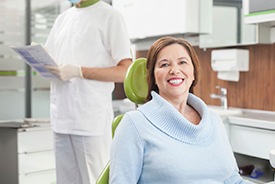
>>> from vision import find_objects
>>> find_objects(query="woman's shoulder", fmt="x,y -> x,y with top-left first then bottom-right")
124,110 -> 147,123
120,109 -> 152,133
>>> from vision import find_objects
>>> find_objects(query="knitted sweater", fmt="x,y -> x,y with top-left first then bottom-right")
110,92 -> 254,184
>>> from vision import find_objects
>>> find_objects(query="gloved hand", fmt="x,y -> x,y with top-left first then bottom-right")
46,64 -> 83,81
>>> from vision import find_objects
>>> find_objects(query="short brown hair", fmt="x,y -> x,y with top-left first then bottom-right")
145,36 -> 200,101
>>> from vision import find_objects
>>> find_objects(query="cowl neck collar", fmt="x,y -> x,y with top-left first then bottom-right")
138,92 -> 214,144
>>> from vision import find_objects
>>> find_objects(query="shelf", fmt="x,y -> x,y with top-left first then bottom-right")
235,153 -> 274,184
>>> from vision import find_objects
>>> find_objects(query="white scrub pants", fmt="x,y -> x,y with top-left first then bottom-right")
54,132 -> 111,184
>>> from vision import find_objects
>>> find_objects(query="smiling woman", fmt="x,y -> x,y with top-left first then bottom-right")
146,37 -> 200,102
109,36 -> 255,184
153,44 -> 195,103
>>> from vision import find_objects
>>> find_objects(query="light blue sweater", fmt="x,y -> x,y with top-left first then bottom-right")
110,92 -> 254,184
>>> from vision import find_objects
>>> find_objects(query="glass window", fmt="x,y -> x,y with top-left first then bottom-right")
0,0 -> 70,120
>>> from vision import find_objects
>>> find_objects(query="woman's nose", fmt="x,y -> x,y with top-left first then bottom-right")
169,65 -> 180,74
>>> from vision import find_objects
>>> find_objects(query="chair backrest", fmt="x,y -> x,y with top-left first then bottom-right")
96,58 -> 148,184
124,57 -> 148,104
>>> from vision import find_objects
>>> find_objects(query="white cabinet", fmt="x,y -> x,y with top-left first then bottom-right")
0,125 -> 56,184
227,112 -> 275,160
112,0 -> 212,40
230,125 -> 275,160
217,109 -> 275,183
243,0 -> 275,24
199,6 -> 238,48
199,0 -> 271,48
221,109 -> 275,160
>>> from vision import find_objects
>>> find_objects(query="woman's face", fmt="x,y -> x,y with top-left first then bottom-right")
154,44 -> 194,101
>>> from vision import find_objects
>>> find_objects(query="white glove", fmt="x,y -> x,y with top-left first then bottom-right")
46,64 -> 83,81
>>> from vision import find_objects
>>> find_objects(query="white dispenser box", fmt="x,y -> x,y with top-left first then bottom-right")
211,49 -> 249,81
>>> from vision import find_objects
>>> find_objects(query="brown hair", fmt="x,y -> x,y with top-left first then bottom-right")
145,36 -> 200,102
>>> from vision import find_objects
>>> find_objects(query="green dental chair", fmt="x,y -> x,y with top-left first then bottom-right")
96,58 -> 148,184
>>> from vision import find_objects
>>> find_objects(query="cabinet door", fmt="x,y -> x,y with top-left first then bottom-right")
18,150 -> 55,174
113,0 -> 211,40
142,0 -> 198,38
243,0 -> 275,24
230,125 -> 275,159
19,169 -> 56,184
200,6 -> 237,48
199,0 -> 271,48
18,128 -> 54,153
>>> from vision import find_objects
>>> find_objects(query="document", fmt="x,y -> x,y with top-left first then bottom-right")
11,44 -> 60,80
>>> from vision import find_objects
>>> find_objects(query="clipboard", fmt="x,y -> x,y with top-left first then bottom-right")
11,44 -> 60,80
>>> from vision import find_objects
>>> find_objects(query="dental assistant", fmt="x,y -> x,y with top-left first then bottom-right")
45,0 -> 132,183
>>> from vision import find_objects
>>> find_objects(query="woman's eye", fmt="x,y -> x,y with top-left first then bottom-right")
179,60 -> 187,65
160,63 -> 169,67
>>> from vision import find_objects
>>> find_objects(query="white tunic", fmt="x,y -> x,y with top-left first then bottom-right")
45,1 -> 132,136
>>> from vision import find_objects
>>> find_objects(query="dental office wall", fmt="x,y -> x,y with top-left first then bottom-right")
1,0 -> 274,122
0,0 -> 70,120
133,43 -> 275,111
194,44 -> 275,111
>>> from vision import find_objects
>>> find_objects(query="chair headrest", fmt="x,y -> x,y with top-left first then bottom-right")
124,58 -> 148,104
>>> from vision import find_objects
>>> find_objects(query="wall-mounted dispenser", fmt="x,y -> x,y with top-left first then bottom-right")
211,49 -> 249,82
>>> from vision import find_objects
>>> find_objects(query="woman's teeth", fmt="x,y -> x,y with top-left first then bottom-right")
168,79 -> 182,84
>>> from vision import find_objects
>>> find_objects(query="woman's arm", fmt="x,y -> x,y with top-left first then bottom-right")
110,114 -> 144,183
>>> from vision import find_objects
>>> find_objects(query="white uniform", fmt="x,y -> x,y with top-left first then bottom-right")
45,1 -> 132,183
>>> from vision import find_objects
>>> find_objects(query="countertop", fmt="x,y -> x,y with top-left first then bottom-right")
208,105 -> 275,130
0,118 -> 50,129
228,109 -> 275,130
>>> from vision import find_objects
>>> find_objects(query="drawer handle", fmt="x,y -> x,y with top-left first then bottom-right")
19,149 -> 53,154
22,169 -> 55,176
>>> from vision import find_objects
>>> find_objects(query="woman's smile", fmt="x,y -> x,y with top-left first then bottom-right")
167,77 -> 184,86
